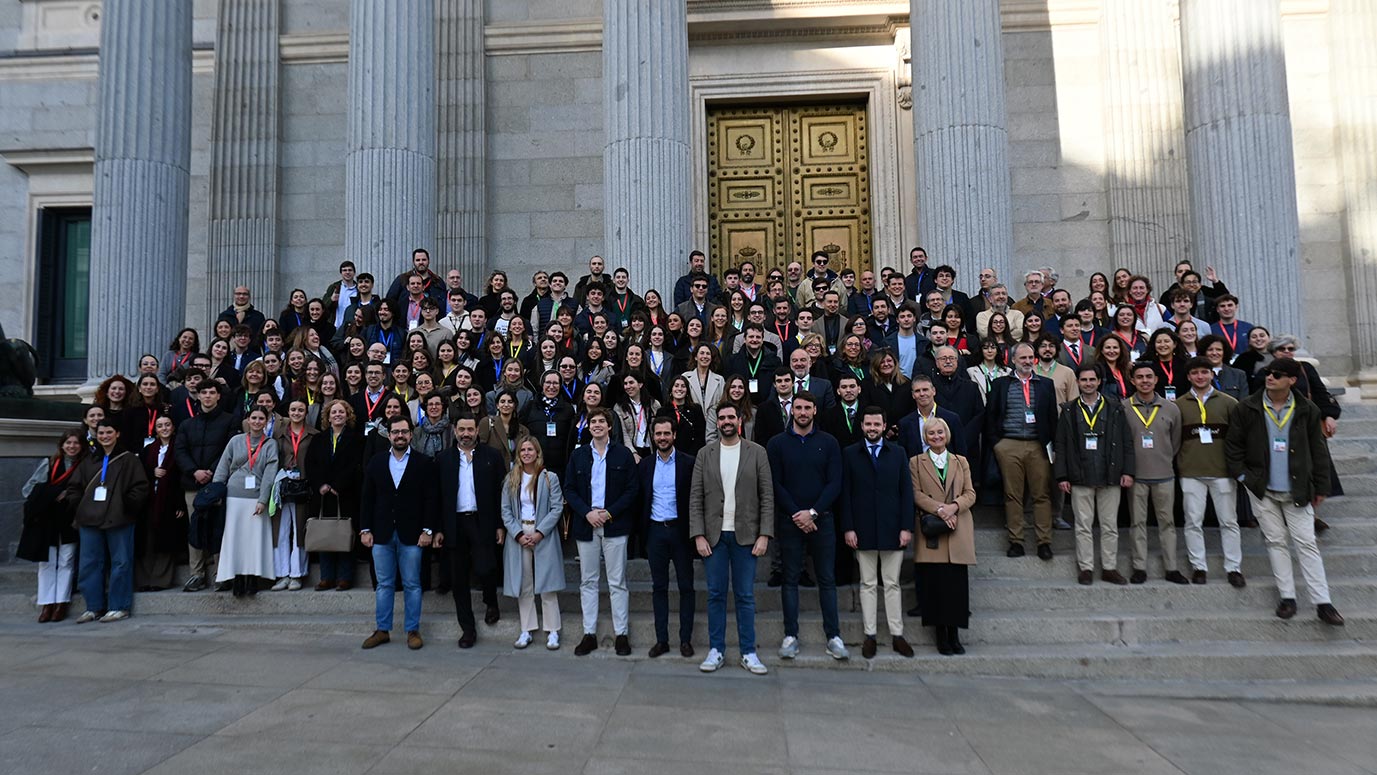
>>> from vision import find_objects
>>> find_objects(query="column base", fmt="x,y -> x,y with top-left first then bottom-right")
1355,369 -> 1377,401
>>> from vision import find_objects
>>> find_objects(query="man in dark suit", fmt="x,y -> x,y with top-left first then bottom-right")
822,374 -> 866,448
349,362 -> 389,434
639,415 -> 697,658
897,375 -> 967,458
985,342 -> 1060,560
727,324 -> 781,403
359,415 -> 437,651
435,413 -> 507,648
787,348 -> 836,410
840,406 -> 916,658
754,368 -> 794,447
564,407 -> 641,657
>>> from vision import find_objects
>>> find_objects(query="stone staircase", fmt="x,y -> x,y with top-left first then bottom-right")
4,401 -> 1377,679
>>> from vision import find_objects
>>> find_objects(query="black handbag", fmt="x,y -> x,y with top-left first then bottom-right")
279,476 -> 312,504
919,460 -> 957,549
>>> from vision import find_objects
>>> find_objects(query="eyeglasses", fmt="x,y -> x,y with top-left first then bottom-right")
1263,369 -> 1292,379
559,364 -> 576,369
1275,346 -> 1296,352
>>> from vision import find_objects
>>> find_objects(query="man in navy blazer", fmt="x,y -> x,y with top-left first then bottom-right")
897,375 -> 967,458
435,413 -> 508,647
785,348 -> 836,410
564,407 -> 641,656
359,415 -> 437,651
638,414 -> 698,658
839,407 -> 916,658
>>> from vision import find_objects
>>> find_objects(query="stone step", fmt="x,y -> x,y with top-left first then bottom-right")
1333,455 -> 1377,475
39,614 -> 1377,680
1332,473 -> 1377,495
966,523 -> 1377,552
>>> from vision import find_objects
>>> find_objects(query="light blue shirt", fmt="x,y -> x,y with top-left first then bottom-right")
651,450 -> 678,522
388,448 -> 410,489
896,332 -> 917,378
590,441 -> 608,509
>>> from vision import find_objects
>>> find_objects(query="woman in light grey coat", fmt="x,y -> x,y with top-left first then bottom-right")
501,437 -> 566,650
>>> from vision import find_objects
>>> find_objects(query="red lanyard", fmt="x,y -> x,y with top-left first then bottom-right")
50,459 -> 75,486
185,397 -> 196,418
1160,359 -> 1174,384
246,435 -> 266,469
146,408 -> 160,438
172,352 -> 192,370
1109,367 -> 1126,397
1019,376 -> 1033,406
364,391 -> 381,418
1219,322 -> 1238,351
288,429 -> 303,460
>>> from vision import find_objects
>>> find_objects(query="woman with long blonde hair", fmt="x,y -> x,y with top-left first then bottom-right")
500,438 -> 566,650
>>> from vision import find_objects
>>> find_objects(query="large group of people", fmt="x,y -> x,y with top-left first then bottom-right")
17,246 -> 1348,674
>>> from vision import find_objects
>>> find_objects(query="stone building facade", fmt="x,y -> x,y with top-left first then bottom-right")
0,0 -> 1373,389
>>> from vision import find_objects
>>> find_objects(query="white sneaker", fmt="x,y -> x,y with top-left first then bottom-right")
699,648 -> 725,672
287,578 -> 302,591
779,635 -> 800,659
740,653 -> 768,675
270,577 -> 290,591
825,636 -> 850,660
514,631 -> 533,649
99,610 -> 129,623
546,631 -> 560,650
75,610 -> 98,624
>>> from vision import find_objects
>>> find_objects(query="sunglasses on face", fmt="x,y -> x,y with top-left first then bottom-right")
1263,369 -> 1292,379
1275,346 -> 1296,352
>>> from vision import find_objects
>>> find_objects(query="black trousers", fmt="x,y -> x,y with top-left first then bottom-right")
448,515 -> 498,635
645,519 -> 695,646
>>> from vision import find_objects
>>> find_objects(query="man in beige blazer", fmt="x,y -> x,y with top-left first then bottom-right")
690,403 -> 775,675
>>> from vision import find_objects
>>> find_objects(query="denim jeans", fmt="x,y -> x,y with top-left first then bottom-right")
78,524 -> 136,613
646,520 -> 695,645
318,551 -> 353,583
704,531 -> 757,655
778,513 -> 839,640
371,534 -> 422,633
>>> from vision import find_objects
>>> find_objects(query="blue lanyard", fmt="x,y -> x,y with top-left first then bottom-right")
100,454 -> 110,485
378,327 -> 394,349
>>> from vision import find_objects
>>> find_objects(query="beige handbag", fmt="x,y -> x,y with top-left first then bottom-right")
305,492 -> 354,553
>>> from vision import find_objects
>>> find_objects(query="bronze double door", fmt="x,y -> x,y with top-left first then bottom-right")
707,102 -> 873,276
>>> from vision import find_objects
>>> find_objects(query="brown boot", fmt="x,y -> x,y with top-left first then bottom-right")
361,630 -> 391,649
51,603 -> 69,622
37,604 -> 54,623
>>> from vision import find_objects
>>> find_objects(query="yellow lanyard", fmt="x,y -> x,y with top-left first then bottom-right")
1130,401 -> 1160,429
1078,398 -> 1104,431
1191,389 -> 1212,425
1264,397 -> 1296,430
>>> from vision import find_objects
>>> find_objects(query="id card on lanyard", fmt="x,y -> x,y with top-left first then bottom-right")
244,435 -> 266,490
94,454 -> 111,502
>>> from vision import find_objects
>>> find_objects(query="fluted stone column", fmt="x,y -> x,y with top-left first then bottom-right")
909,0 -> 1013,281
207,0 -> 280,322
346,0 -> 437,272
1181,0 -> 1303,338
86,0 -> 191,382
1101,0 -> 1192,278
1330,0 -> 1377,390
437,0 -> 485,282
603,0 -> 690,296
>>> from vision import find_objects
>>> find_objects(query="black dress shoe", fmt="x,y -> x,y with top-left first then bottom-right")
907,606 -> 922,618
1130,569 -> 1147,584
767,570 -> 783,587
574,634 -> 599,656
1275,598 -> 1298,620
1007,543 -> 1025,558
1317,603 -> 1345,626
1191,569 -> 1207,585
935,627 -> 953,656
861,636 -> 877,659
648,642 -> 670,658
1077,570 -> 1093,585
435,585 -> 451,596
799,571 -> 816,588
680,642 -> 695,658
1227,571 -> 1246,589
615,634 -> 631,656
1314,517 -> 1330,533
214,581 -> 232,593
1165,570 -> 1189,585
948,627 -> 965,655
1036,544 -> 1053,561
485,605 -> 500,625
892,636 -> 914,658
458,632 -> 476,649
1101,570 -> 1128,585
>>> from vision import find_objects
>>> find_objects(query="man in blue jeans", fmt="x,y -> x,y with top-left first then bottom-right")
359,415 -> 437,651
690,403 -> 775,675
766,391 -> 849,660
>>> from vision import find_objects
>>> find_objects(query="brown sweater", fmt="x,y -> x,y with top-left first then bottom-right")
62,449 -> 150,530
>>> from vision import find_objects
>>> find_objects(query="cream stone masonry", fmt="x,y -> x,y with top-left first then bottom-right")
1181,0 -> 1304,339
437,0 -> 486,282
602,0 -> 690,294
910,0 -> 1015,283
344,0 -> 437,273
86,0 -> 191,382
206,0 -> 281,321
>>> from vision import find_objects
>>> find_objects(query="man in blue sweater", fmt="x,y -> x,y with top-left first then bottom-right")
766,391 -> 848,661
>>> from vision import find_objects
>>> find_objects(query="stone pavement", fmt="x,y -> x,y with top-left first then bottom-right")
1,618 -> 1375,775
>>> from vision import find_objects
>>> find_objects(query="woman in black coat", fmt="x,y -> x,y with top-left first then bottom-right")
304,398 -> 365,589
137,415 -> 186,590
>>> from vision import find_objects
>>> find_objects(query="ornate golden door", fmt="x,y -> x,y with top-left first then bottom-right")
707,102 -> 873,275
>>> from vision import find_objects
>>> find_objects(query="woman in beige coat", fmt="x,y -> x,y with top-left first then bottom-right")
910,417 -> 977,656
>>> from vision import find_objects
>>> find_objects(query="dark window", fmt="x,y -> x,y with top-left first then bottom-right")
33,207 -> 91,381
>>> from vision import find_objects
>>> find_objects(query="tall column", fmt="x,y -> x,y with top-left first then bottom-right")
1100,0 -> 1192,280
1330,0 -> 1377,390
437,0 -> 486,283
346,0 -> 437,273
909,0 -> 1014,282
206,0 -> 280,322
603,0 -> 691,296
1181,0 -> 1303,338
86,0 -> 191,382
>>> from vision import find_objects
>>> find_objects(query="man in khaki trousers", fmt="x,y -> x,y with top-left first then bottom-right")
1122,363 -> 1188,585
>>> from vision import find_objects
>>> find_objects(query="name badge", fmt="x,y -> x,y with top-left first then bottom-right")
244,475 -> 257,490
1141,433 -> 1154,450
144,436 -> 155,447
383,352 -> 391,364
546,422 -> 557,437
829,345 -> 837,355
1272,437 -> 1288,453
1084,436 -> 1098,451
408,320 -> 418,330
93,486 -> 108,502
748,378 -> 759,394
1198,428 -> 1213,445
1024,411 -> 1036,425
1164,386 -> 1177,401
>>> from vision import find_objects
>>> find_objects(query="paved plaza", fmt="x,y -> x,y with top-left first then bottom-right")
1,617 -> 1375,775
